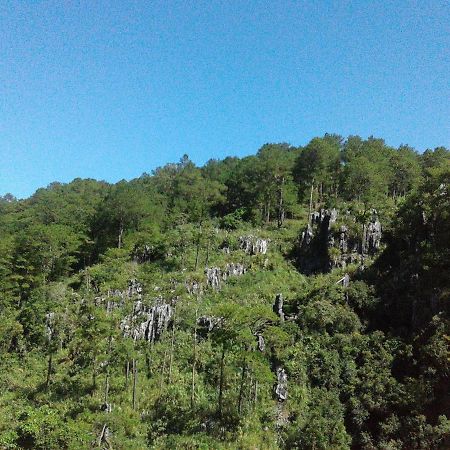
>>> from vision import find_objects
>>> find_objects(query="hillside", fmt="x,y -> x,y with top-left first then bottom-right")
0,135 -> 449,449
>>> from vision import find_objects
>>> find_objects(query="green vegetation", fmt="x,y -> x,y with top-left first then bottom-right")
0,135 -> 449,449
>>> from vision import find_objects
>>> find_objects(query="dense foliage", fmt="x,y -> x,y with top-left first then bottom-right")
0,135 -> 449,449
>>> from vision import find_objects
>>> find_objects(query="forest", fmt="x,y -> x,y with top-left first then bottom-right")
0,134 -> 449,449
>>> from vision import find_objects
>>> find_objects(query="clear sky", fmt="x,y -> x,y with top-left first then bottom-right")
1,0 -> 449,198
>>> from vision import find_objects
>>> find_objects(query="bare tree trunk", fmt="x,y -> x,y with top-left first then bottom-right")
159,350 -> 167,394
104,336 -> 112,404
191,308 -> 198,409
104,371 -> 110,404
194,234 -> 200,271
118,218 -> 124,249
125,361 -> 130,388
309,180 -> 315,224
218,344 -> 226,417
277,177 -> 285,228
132,359 -> 137,410
92,358 -> 97,395
205,238 -> 210,268
168,309 -> 176,384
266,200 -> 271,223
46,351 -> 53,387
237,358 -> 247,414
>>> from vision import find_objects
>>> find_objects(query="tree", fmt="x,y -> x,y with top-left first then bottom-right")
293,136 -> 341,205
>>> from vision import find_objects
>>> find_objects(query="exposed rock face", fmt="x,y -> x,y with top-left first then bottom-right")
121,301 -> 173,343
298,208 -> 382,273
239,235 -> 269,255
185,280 -> 203,296
205,263 -> 247,289
225,262 -> 246,277
45,312 -> 56,341
96,279 -> 143,312
127,279 -> 143,298
197,315 -> 223,332
101,403 -> 112,413
205,267 -> 222,289
256,334 -> 265,352
300,224 -> 314,247
275,367 -> 288,401
339,225 -> 349,252
362,211 -> 382,255
273,293 -> 285,322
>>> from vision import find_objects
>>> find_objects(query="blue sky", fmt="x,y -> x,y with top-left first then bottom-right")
1,0 -> 449,198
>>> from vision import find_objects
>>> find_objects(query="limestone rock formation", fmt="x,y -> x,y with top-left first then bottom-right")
205,267 -> 222,289
362,211 -> 382,255
298,208 -> 382,273
224,262 -> 246,277
205,263 -> 247,289
197,315 -> 223,332
256,334 -> 265,352
275,367 -> 288,401
273,293 -> 285,322
121,300 -> 173,343
185,280 -> 203,295
45,312 -> 56,342
239,235 -> 269,255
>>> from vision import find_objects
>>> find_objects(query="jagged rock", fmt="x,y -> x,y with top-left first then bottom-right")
253,238 -> 269,255
205,267 -> 222,289
205,264 -> 246,289
121,301 -> 173,342
101,403 -> 112,413
362,211 -> 382,255
299,208 -> 382,273
273,293 -> 285,322
45,312 -> 56,341
329,208 -> 338,226
197,315 -> 223,332
224,262 -> 246,277
275,367 -> 288,401
127,279 -> 143,298
256,334 -> 265,352
300,223 -> 314,247
239,235 -> 269,255
339,225 -> 348,252
185,280 -> 203,295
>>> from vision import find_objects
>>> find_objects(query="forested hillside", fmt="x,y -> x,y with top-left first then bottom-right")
0,135 -> 449,449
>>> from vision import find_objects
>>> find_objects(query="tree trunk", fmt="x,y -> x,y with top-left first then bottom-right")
218,344 -> 226,417
118,218 -> 124,249
125,361 -> 130,388
104,371 -> 110,404
309,180 -> 315,223
132,359 -> 138,410
237,358 -> 247,414
191,308 -> 198,409
277,177 -> 285,228
92,358 -> 97,394
104,336 -> 112,404
46,351 -> 53,387
168,310 -> 176,384
205,239 -> 210,268
266,200 -> 271,223
159,350 -> 167,394
194,235 -> 200,271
